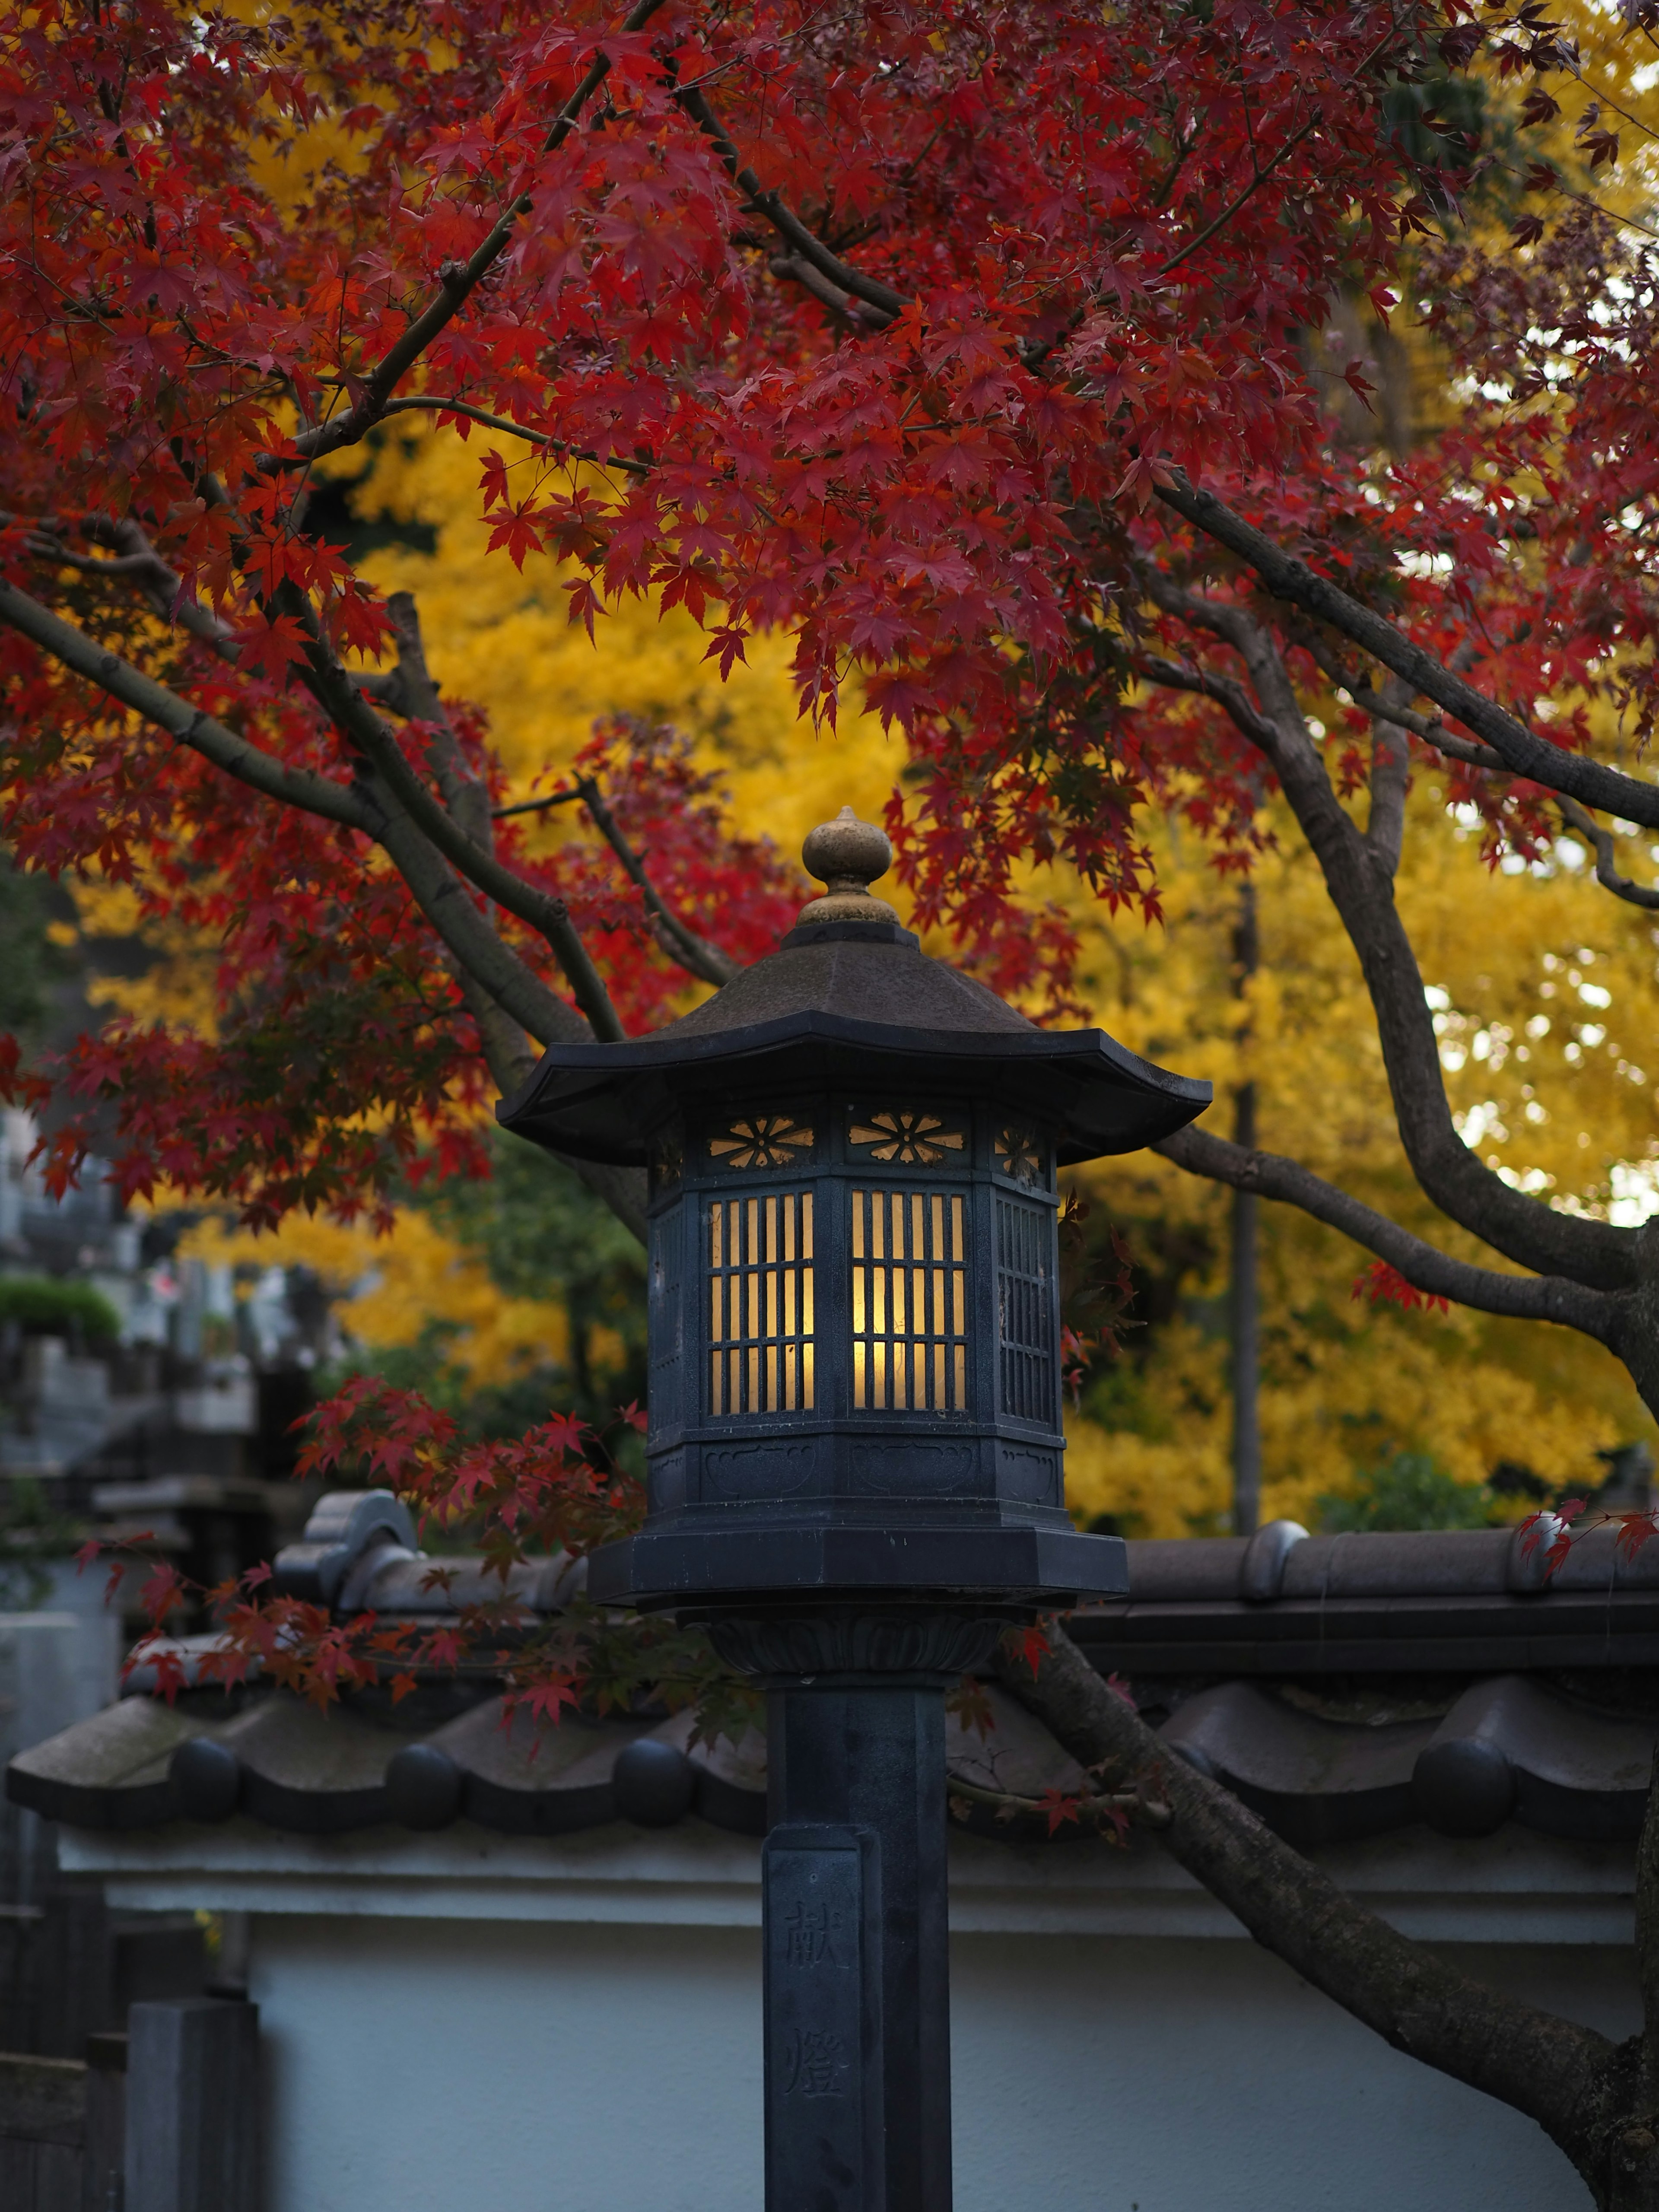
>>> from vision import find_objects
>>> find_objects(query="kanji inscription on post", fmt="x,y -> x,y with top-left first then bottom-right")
763,1824 -> 883,2212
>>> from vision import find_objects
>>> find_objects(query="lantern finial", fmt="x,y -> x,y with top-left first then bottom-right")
798,804 -> 900,925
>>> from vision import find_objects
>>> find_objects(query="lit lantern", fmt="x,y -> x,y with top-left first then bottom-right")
501,805 -> 1209,1609
499,807 -> 1210,2212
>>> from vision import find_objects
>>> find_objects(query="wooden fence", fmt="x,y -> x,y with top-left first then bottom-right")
0,2002 -> 256,2212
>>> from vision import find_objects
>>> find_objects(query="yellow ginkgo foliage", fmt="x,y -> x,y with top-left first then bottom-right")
345,424 -> 910,865
1062,775 -> 1659,1535
181,1209 -> 571,1391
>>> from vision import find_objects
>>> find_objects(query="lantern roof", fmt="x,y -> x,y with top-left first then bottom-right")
498,807 -> 1211,1166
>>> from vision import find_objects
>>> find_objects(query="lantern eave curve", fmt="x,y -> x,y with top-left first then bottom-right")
498,999 -> 1213,1168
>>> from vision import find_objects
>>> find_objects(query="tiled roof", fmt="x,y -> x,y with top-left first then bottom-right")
9,1494 -> 1657,1851
1070,1520 -> 1659,1673
10,1685 -> 769,1839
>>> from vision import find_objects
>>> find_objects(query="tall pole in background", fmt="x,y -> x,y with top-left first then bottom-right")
1230,881 -> 1261,1536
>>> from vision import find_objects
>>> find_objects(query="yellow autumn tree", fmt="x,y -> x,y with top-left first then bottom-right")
1063,784 -> 1659,1536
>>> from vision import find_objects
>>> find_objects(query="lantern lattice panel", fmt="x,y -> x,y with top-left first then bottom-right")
994,1196 -> 1058,1425
708,1190 -> 817,1416
850,1188 -> 969,1413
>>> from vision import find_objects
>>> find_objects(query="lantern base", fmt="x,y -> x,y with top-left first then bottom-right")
586,1522 -> 1126,1609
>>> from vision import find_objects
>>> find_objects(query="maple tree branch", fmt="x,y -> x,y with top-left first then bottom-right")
1555,795 -> 1659,912
376,398 -> 654,478
447,963 -> 648,1240
1291,621 -> 1512,773
1135,652 -> 1279,748
26,516 -> 244,663
381,592 -> 493,846
286,604 -> 628,1042
1354,686 -> 1505,771
25,546 -> 154,578
492,789 -> 586,820
1150,107 -> 1324,279
946,1773 -> 1164,1829
1155,1122 -> 1621,1335
1002,1625 -> 1618,2175
451,963 -> 538,1095
1144,582 -> 1640,1294
1155,474 -> 1659,831
1144,576 -> 1328,776
1025,60 -> 1382,377
0,581 -> 367,828
353,776 -> 594,1053
286,0 -> 670,468
674,81 -> 906,320
1364,676 -> 1411,878
0,584 -> 611,1096
765,250 -> 887,324
573,773 -> 738,986
377,600 -> 665,1221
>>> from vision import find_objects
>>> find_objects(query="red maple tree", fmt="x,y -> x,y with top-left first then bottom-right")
5,1 -> 1659,2198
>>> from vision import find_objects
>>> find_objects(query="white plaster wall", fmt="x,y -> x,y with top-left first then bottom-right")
952,1934 -> 1633,2212
253,1916 -> 762,2212
248,1913 -> 1633,2212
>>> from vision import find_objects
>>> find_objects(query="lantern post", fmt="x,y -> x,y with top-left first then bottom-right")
499,809 -> 1210,2212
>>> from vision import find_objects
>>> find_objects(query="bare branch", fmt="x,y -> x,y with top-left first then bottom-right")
493,790 -> 586,821
1556,795 -> 1659,912
1156,1122 -> 1621,1335
574,773 -> 738,986
1155,474 -> 1659,830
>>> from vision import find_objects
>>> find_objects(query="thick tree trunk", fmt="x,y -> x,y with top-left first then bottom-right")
1004,1620 -> 1659,2207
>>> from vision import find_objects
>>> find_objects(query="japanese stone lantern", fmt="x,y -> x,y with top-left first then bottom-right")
499,807 -> 1210,2212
